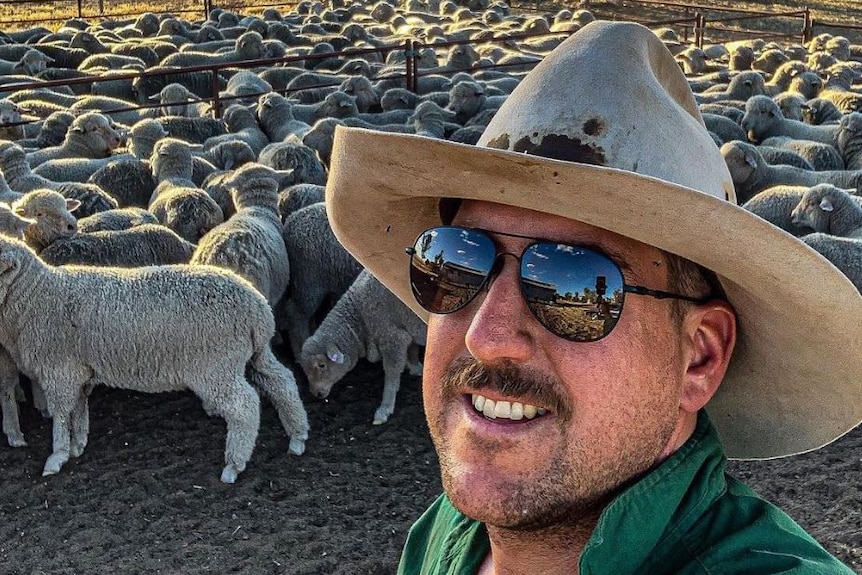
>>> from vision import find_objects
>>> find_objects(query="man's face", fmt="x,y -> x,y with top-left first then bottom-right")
423,200 -> 693,529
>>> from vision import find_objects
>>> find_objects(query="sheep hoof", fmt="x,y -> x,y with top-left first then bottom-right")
288,437 -> 305,456
70,440 -> 87,458
42,455 -> 65,476
373,408 -> 392,425
7,436 -> 27,448
39,409 -> 51,419
220,465 -> 240,484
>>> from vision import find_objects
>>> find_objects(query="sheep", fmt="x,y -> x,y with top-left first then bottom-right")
152,83 -> 211,117
338,75 -> 380,113
693,71 -> 766,105
149,186 -> 223,244
76,207 -> 158,233
0,172 -> 22,204
55,182 -> 119,219
0,49 -> 52,76
837,112 -> 862,170
158,116 -> 227,145
40,223 -> 194,266
446,80 -> 506,124
202,104 -> 269,157
720,140 -> 862,203
131,69 -> 226,106
191,166 -> 289,306
279,202 -> 362,359
87,159 -> 155,209
33,156 -> 133,183
222,70 -> 272,106
702,113 -> 746,145
0,236 -> 309,483
278,183 -> 324,220
25,113 -> 123,168
801,98 -> 842,126
759,136 -> 845,171
790,184 -> 862,238
257,142 -> 327,186
11,189 -> 79,251
14,111 -> 74,150
299,269 -> 426,425
256,93 -> 313,142
787,71 -> 824,101
202,140 -> 255,171
773,93 -> 806,122
757,145 -> 815,170
0,141 -> 60,194
741,95 -> 840,146
160,30 -> 266,67
800,233 -> 862,292
0,100 -> 29,142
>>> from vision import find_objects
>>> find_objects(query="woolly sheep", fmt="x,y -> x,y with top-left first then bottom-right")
149,186 -> 223,244
40,223 -> 194,266
76,207 -> 158,233
837,112 -> 862,170
790,184 -> 862,238
158,116 -> 228,145
300,269 -> 425,425
152,83 -> 210,118
446,80 -> 506,124
693,71 -> 766,105
278,183 -> 324,220
33,156 -> 133,183
257,142 -> 327,186
11,189 -> 80,251
721,140 -> 862,203
760,136 -> 845,171
0,100 -> 29,141
202,104 -> 269,156
279,202 -> 363,359
87,159 -> 155,209
757,146 -> 815,170
800,233 -> 862,292
202,140 -> 255,171
191,166 -> 289,306
56,182 -> 119,219
25,113 -> 123,168
256,93 -> 313,142
0,140 -> 59,194
0,236 -> 309,482
741,95 -> 840,146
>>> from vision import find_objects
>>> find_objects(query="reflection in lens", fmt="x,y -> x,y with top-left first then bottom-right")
410,227 -> 496,314
522,243 -> 625,341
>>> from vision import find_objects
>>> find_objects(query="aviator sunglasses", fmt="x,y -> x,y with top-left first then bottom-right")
406,226 -> 713,342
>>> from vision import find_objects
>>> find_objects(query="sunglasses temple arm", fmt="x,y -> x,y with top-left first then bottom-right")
623,284 -> 710,304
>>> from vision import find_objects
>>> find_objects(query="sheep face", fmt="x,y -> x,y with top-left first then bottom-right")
68,114 -> 123,157
300,346 -> 356,400
837,113 -> 862,151
12,191 -> 79,251
720,141 -> 759,186
790,185 -> 845,232
741,96 -> 780,144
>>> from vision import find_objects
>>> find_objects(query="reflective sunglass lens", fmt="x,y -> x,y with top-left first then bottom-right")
521,243 -> 626,341
409,227 -> 496,314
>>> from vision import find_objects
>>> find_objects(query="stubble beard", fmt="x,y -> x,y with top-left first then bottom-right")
430,357 -> 679,531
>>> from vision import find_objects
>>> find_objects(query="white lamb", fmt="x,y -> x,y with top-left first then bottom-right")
300,270 -> 426,425
0,236 -> 309,483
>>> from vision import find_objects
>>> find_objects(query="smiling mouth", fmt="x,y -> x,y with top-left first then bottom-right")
470,394 -> 548,421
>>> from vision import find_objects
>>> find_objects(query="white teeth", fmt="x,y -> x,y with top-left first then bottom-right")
483,398 -> 496,418
494,401 -> 511,418
471,394 -> 544,421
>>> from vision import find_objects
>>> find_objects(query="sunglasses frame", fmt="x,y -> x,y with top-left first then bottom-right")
406,226 -> 714,342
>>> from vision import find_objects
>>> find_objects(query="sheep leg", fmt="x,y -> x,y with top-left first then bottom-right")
0,351 -> 25,447
42,377 -> 85,476
31,380 -> 50,418
406,343 -> 424,377
69,383 -> 93,458
246,346 -> 309,456
282,298 -> 313,361
373,334 -> 411,425
195,377 -> 260,484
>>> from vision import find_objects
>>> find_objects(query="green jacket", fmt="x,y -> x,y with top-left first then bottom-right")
397,413 -> 854,574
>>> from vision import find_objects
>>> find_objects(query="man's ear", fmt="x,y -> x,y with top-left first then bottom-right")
679,301 -> 737,413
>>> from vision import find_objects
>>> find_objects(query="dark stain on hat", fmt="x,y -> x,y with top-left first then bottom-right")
583,118 -> 604,137
485,134 -> 509,149
513,134 -> 606,166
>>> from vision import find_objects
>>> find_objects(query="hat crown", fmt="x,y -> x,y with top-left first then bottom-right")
478,21 -> 736,203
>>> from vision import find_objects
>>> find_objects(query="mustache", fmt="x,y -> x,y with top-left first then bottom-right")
439,358 -> 572,420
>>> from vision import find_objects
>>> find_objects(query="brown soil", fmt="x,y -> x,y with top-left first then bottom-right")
0,353 -> 859,574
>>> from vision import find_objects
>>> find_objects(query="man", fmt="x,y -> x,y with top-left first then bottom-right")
324,21 -> 861,574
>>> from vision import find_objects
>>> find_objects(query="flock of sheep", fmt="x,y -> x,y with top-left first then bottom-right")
0,0 -> 859,483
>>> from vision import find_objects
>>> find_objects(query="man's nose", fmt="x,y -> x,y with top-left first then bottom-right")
464,256 -> 537,365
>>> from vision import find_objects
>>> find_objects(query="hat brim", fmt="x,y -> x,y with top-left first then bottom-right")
325,126 -> 862,460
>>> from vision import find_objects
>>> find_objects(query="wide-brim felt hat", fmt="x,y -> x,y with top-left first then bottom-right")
324,20 -> 862,459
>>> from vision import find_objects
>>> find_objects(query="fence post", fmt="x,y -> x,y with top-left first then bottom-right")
77,0 -> 83,18
210,67 -> 221,118
405,39 -> 417,93
802,8 -> 812,44
695,13 -> 705,48
682,6 -> 689,44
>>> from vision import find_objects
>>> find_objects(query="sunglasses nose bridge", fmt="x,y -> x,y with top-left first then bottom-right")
487,251 -> 522,286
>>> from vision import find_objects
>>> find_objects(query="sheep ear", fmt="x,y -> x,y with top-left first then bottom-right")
744,150 -> 758,168
819,198 -> 834,212
326,346 -> 344,364
12,205 -> 26,217
65,199 -> 81,212
148,93 -> 161,101
223,158 -> 235,170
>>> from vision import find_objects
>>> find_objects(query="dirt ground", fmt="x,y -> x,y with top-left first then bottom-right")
0,353 -> 859,574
